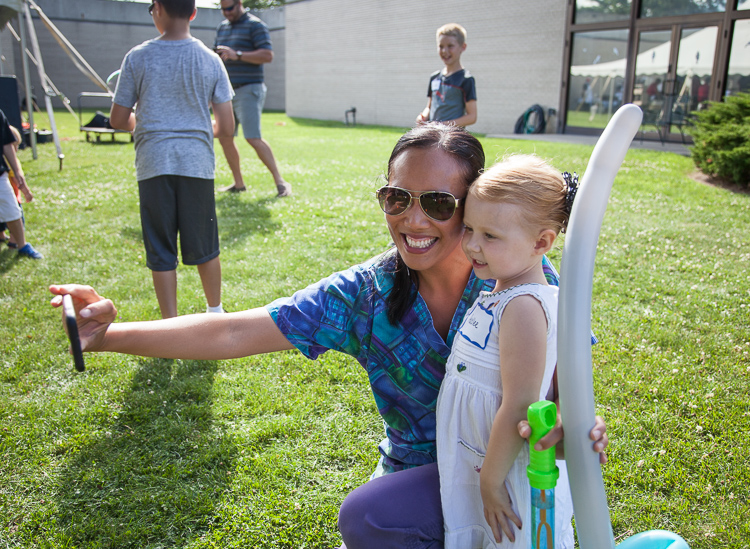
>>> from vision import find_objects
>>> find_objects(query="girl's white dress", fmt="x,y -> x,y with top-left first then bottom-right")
437,284 -> 574,549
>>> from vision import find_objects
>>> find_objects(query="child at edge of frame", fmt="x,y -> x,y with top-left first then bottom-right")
0,112 -> 42,259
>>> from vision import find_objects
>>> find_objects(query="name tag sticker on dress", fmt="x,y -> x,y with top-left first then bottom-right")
431,78 -> 441,92
459,302 -> 494,349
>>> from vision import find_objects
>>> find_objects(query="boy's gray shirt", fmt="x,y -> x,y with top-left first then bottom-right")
114,37 -> 233,182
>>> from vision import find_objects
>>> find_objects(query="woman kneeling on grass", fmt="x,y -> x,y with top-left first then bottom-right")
50,123 -> 607,549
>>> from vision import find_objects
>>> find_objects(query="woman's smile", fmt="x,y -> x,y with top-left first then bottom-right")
405,234 -> 438,250
385,147 -> 468,275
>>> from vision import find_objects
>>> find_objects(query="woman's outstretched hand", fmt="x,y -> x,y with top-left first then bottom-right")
517,414 -> 608,464
49,284 -> 117,352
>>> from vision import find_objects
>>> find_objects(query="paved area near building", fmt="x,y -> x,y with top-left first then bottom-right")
487,132 -> 692,157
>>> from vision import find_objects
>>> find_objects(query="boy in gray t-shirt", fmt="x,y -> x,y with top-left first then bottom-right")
111,0 -> 234,319
416,23 -> 477,128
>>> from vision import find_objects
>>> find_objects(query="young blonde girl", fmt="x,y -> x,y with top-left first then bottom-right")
436,154 -> 578,548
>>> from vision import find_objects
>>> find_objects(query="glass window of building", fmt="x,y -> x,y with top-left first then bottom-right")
574,0 -> 631,24
632,26 -> 717,138
640,0 -> 726,18
674,26 -> 717,116
727,20 -> 750,95
568,30 -> 629,129
633,30 -> 671,114
565,0 -> 746,140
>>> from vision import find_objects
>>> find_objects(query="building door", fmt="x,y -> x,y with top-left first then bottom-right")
633,24 -> 719,140
562,0 -> 749,140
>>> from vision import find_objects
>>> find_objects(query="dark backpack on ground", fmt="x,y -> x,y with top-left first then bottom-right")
514,104 -> 546,134
83,111 -> 112,129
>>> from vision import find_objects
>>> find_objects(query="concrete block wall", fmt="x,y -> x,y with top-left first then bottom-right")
257,6 -> 285,111
286,0 -> 566,134
0,0 -> 285,112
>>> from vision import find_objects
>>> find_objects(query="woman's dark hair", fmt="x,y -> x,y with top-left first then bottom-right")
384,123 -> 485,325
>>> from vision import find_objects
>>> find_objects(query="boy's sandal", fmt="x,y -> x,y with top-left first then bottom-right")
220,184 -> 246,193
7,241 -> 17,249
275,182 -> 292,197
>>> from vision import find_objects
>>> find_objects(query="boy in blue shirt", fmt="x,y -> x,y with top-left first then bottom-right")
416,23 -> 477,128
110,0 -> 234,318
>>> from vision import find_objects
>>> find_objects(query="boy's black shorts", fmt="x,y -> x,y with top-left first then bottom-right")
138,175 -> 219,271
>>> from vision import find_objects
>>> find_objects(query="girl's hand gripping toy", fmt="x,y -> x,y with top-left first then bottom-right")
527,400 -> 559,549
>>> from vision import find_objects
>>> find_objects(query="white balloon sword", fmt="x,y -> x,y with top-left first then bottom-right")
556,104 -> 689,549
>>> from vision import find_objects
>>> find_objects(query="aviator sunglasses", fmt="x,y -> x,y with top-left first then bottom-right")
376,186 -> 463,222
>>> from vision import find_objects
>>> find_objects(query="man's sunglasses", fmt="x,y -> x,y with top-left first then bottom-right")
222,2 -> 240,11
148,1 -> 156,14
376,186 -> 462,222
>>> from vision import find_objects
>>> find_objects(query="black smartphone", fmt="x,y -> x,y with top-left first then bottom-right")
62,294 -> 85,372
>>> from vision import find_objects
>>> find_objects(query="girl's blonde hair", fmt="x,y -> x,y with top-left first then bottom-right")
469,154 -> 571,235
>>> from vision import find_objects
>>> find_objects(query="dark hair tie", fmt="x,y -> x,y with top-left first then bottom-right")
561,171 -> 579,233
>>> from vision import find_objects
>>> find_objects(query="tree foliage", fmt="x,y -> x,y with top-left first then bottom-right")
242,0 -> 285,9
691,93 -> 750,187
577,0 -> 726,17
202,0 -> 285,9
577,0 -> 630,16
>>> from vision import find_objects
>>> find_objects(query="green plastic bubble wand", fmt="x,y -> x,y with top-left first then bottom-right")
527,400 -> 559,549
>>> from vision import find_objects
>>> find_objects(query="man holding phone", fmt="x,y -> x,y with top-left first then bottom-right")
214,0 -> 291,197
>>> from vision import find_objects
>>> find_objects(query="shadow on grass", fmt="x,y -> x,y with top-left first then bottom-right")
286,116 -> 409,134
115,195 -> 280,252
0,247 -> 25,273
119,225 -> 143,244
215,195 -> 280,245
51,358 -> 237,548
0,249 -> 15,271
284,117 -> 351,129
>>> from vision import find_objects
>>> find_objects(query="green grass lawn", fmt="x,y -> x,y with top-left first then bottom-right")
1,110 -> 748,548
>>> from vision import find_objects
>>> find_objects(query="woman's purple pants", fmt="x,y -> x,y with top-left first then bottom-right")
338,462 -> 444,549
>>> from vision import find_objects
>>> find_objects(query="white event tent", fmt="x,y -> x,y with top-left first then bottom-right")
571,25 -> 750,115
